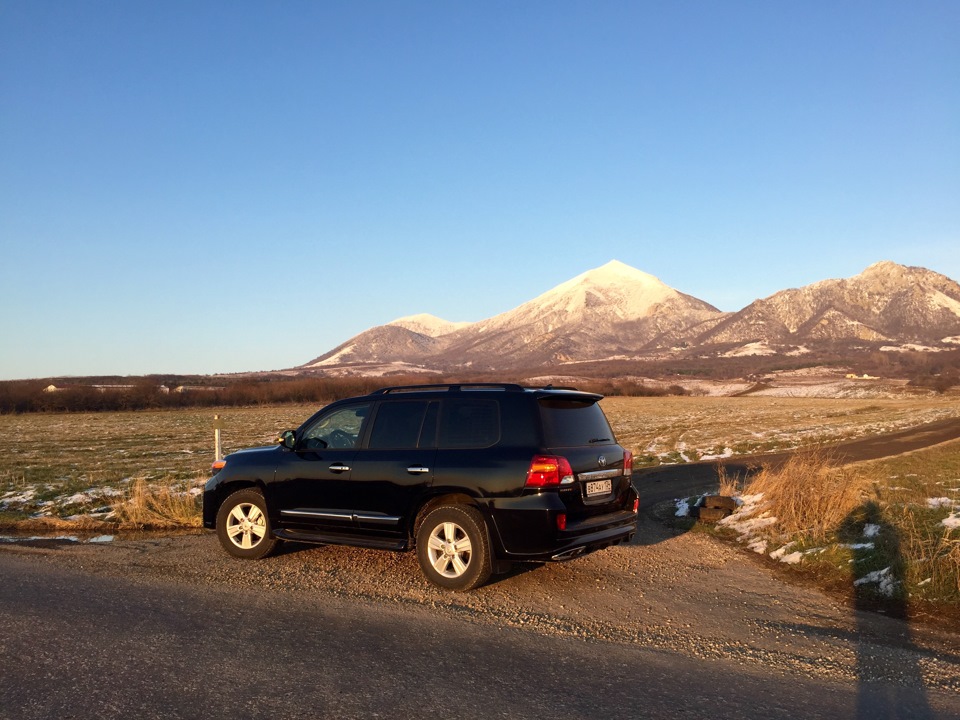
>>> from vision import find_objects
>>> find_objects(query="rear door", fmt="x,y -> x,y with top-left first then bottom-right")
348,399 -> 438,535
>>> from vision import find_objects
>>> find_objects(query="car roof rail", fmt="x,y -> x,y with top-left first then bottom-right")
372,383 -> 527,395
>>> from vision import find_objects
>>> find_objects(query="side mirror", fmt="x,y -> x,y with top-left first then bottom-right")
278,430 -> 296,449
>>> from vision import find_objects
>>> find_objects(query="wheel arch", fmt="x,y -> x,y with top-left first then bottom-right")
411,492 -> 505,559
205,478 -> 270,527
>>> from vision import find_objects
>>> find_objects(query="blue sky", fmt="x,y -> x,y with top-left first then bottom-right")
1,1 -> 957,380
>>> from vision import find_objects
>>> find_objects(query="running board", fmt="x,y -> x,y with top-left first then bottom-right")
273,528 -> 408,551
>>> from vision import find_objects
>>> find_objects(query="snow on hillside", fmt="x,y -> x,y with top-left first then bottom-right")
387,313 -> 472,337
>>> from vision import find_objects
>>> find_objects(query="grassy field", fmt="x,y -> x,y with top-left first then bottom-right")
601,395 -> 960,465
0,405 -> 318,526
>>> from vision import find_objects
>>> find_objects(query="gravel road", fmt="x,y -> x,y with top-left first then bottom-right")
3,508 -> 959,717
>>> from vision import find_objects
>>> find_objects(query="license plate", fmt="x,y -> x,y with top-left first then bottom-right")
585,479 -> 612,497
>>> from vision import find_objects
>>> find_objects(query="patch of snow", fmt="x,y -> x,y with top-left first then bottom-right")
746,538 -> 768,554
719,510 -> 778,540
309,344 -> 357,367
722,341 -> 777,358
854,567 -> 898,597
880,344 -> 944,353
1,489 -> 37,506
700,447 -> 734,461
675,499 -> 690,517
770,543 -> 800,563
929,290 -> 960,317
944,336 -> 960,345
926,497 -> 955,509
63,492 -> 94,505
863,524 -> 881,538
942,513 -> 960,530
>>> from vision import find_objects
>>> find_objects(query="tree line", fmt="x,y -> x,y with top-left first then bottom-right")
0,374 -> 682,414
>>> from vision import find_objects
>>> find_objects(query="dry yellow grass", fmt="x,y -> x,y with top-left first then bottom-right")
743,450 -> 873,542
110,477 -> 203,530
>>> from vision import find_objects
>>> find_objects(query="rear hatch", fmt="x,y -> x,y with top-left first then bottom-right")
537,395 -> 634,522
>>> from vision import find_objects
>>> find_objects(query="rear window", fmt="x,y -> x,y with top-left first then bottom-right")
539,398 -> 615,447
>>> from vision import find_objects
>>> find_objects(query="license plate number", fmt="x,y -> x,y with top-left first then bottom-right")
585,479 -> 612,497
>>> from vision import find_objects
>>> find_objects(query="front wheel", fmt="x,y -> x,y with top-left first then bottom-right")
416,505 -> 492,591
216,489 -> 280,560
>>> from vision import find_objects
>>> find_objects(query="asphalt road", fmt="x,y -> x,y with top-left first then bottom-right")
1,550 -> 955,720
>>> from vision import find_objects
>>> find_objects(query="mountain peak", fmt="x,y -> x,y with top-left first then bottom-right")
860,260 -> 910,278
579,259 -> 667,287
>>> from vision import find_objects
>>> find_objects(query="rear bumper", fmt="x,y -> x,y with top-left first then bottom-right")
486,492 -> 638,562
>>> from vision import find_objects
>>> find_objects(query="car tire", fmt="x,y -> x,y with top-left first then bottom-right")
216,489 -> 279,560
416,505 -> 493,591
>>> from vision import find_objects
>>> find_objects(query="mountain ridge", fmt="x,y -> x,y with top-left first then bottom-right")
302,260 -> 960,376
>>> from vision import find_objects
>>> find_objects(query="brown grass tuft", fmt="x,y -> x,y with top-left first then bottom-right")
716,462 -> 743,498
111,478 -> 203,530
743,449 -> 872,542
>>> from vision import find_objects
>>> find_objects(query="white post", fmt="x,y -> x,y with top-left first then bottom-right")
214,414 -> 223,462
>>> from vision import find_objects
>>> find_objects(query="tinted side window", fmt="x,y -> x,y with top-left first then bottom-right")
539,398 -> 615,447
368,401 -> 431,449
438,399 -> 500,449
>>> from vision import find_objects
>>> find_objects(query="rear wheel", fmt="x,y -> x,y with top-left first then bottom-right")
216,489 -> 279,560
416,505 -> 492,591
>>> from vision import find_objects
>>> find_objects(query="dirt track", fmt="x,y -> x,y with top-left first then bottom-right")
636,416 -> 960,508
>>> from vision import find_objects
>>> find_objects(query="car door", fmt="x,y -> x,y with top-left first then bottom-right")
270,402 -> 372,534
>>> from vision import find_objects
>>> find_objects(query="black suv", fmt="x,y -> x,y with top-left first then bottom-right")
202,384 -> 638,590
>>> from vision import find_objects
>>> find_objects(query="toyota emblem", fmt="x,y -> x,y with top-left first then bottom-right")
598,455 -> 607,467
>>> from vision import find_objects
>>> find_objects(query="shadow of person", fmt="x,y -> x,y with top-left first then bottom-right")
840,501 -> 934,719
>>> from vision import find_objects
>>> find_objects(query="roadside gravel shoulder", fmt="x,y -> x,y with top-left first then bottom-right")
4,514 -> 959,693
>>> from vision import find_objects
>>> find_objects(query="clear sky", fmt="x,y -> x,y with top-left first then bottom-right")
1,1 -> 957,380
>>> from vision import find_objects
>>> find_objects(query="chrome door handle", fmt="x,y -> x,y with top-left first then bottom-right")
406,466 -> 430,474
329,463 -> 351,473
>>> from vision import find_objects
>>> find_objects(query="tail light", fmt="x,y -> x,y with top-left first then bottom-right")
632,497 -> 640,513
526,455 -> 573,488
623,449 -> 633,477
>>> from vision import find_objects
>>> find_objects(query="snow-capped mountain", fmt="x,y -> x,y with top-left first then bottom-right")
304,260 -> 723,372
695,261 -> 960,348
430,260 -> 723,369
301,260 -> 960,375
